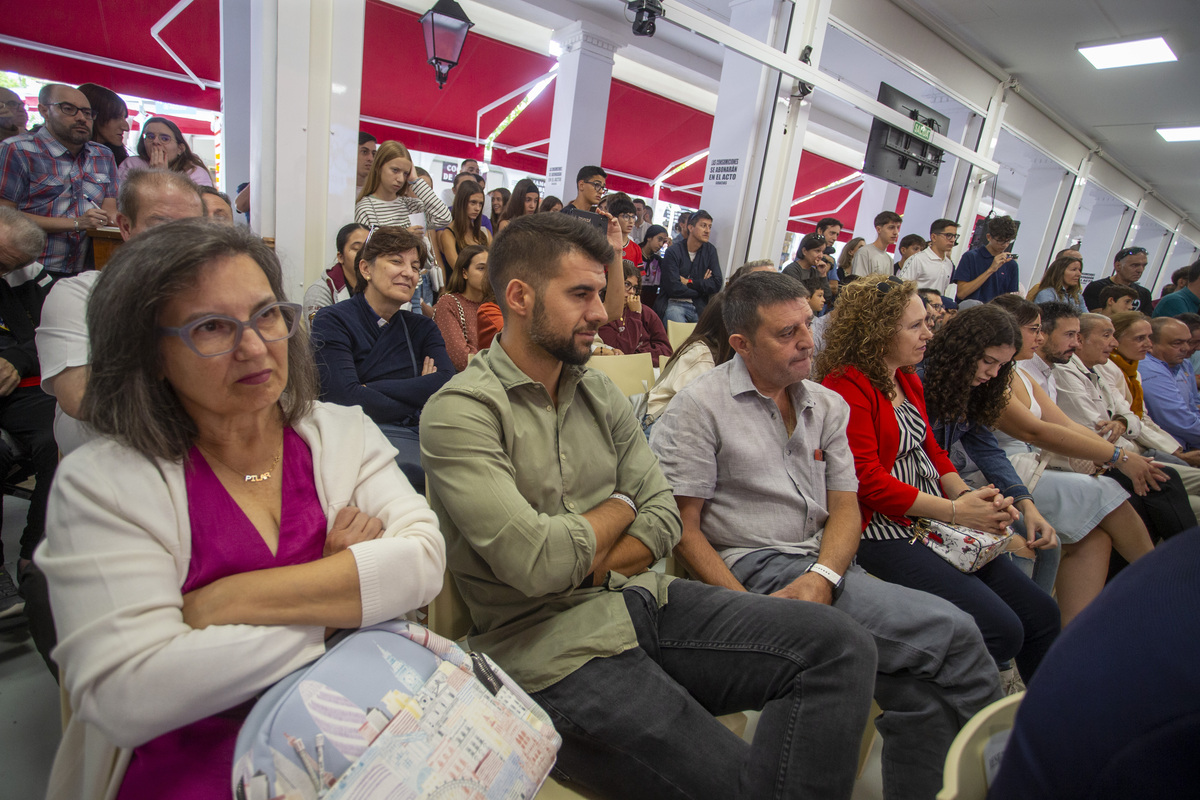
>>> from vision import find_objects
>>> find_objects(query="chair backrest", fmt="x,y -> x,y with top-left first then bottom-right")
589,352 -> 655,397
937,692 -> 1024,800
426,570 -> 473,642
667,320 -> 696,351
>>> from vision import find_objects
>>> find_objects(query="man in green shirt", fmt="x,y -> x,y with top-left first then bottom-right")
421,213 -> 878,800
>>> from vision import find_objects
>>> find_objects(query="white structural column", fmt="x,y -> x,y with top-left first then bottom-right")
1010,157 -> 1072,289
1046,151 -> 1095,262
243,0 -> 364,300
325,1 -> 367,268
220,0 -> 253,201
698,0 -> 785,270
952,80 -> 1009,262
1078,194 -> 1132,283
1154,229 -> 1200,294
744,0 -> 833,266
543,22 -> 619,201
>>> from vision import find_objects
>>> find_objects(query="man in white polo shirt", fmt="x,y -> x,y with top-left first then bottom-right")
899,218 -> 959,294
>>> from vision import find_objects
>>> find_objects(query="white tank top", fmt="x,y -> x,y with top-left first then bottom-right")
993,367 -> 1041,454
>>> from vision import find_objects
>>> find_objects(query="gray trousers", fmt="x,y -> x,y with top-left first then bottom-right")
732,550 -> 1003,800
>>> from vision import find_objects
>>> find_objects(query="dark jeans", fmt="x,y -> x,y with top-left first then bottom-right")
856,537 -> 1060,682
531,579 -> 877,800
0,385 -> 59,562
734,552 -> 1001,800
376,422 -> 424,495
1107,467 -> 1193,543
18,561 -> 57,679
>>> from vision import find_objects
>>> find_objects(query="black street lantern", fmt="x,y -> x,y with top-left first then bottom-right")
419,0 -> 475,89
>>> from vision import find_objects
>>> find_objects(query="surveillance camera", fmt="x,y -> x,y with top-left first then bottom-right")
627,0 -> 664,37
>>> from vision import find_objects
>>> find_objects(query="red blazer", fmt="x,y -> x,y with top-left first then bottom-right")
821,365 -> 957,531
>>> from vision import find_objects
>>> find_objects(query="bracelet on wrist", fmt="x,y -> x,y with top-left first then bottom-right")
1106,446 -> 1124,467
609,492 -> 637,517
950,498 -> 957,525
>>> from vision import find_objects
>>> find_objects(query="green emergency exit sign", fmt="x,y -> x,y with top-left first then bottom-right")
912,121 -> 934,142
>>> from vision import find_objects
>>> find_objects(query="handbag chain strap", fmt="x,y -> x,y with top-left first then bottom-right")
452,295 -> 469,341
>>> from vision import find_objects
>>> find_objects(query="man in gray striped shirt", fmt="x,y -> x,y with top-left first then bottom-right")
651,271 -> 1000,800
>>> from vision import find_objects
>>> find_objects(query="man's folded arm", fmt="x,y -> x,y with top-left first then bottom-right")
421,390 -> 598,596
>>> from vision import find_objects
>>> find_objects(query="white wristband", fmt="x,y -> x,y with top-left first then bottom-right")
609,492 -> 637,516
808,563 -> 842,587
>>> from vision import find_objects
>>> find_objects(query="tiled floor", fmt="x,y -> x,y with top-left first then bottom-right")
0,490 -> 886,798
0,495 -> 60,798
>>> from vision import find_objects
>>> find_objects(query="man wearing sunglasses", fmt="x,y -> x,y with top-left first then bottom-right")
0,84 -> 118,276
899,218 -> 959,295
1082,246 -> 1153,313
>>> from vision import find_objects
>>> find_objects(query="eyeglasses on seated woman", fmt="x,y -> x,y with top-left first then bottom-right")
35,219 -> 445,800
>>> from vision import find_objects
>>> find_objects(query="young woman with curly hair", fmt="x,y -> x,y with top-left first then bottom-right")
922,304 -> 1059,562
987,294 -> 1159,625
1028,254 -> 1085,310
819,278 -> 1060,682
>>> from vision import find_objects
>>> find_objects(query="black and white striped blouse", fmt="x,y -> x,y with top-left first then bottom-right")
863,401 -> 944,541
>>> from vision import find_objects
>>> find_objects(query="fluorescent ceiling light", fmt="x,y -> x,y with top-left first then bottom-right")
1078,37 -> 1176,70
1158,127 -> 1200,142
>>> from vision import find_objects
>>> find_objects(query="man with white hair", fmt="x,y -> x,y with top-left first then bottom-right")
38,169 -> 204,454
1055,312 -> 1200,524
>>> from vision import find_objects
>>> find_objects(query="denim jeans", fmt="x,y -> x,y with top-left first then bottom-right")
733,552 -> 1001,800
663,299 -> 698,323
531,579 -> 877,800
375,422 -> 424,494
857,538 -> 1060,682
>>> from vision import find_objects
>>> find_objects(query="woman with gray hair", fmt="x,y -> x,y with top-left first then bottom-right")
35,219 -> 445,800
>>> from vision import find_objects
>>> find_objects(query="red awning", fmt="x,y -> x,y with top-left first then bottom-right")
787,151 -> 864,236
360,1 -> 709,206
0,1 -> 221,111
6,1 -> 871,220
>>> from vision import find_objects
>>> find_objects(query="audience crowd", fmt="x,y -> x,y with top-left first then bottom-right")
0,80 -> 1195,800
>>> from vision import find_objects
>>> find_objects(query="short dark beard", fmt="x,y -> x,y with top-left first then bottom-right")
529,294 -> 593,366
1041,347 -> 1073,365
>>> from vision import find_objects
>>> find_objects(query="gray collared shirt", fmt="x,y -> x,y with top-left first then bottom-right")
650,355 -> 858,567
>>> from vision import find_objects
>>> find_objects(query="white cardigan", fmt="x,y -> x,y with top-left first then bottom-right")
36,401 -> 446,800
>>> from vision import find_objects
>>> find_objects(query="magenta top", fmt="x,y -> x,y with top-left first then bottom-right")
117,428 -> 327,800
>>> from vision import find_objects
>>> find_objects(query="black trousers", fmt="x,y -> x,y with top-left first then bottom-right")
1107,467 -> 1194,543
0,385 -> 58,562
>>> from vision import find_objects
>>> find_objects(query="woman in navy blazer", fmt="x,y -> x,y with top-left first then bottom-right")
819,278 -> 1059,683
311,226 -> 453,491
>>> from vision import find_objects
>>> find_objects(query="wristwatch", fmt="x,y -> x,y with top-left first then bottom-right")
805,562 -> 845,601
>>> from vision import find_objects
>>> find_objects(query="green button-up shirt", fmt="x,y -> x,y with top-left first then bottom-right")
419,338 -> 681,692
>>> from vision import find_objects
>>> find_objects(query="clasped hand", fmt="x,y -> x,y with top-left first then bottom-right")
953,486 -> 1018,534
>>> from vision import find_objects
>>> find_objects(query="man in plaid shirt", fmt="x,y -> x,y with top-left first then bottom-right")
0,84 -> 117,276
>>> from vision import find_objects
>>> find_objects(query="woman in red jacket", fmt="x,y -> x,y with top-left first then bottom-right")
818,278 -> 1059,682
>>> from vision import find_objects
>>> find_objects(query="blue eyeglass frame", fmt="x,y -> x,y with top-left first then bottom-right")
159,301 -> 302,357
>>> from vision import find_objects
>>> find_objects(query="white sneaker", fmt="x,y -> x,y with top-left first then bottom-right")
999,665 -> 1025,696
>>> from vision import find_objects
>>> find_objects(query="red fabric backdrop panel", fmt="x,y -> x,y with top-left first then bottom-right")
0,0 -> 220,111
